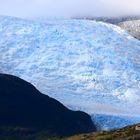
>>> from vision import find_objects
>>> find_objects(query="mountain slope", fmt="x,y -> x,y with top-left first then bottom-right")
0,16 -> 140,119
74,16 -> 140,24
118,20 -> 140,40
0,74 -> 95,136
62,123 -> 140,140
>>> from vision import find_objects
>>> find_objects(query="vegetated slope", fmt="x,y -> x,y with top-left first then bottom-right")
61,123 -> 140,140
0,16 -> 140,118
118,20 -> 140,40
0,74 -> 95,137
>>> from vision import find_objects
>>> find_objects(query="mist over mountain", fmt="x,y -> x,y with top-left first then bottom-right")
0,0 -> 140,18
73,16 -> 140,24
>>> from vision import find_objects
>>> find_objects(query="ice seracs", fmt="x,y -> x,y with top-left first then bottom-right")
0,16 -> 140,118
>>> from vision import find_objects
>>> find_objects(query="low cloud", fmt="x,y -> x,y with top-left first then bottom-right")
0,0 -> 140,18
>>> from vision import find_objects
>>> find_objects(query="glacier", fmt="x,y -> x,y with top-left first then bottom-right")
0,16 -> 140,129
92,114 -> 140,130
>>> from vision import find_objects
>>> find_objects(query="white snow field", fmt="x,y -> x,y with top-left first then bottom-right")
0,16 -> 140,128
118,20 -> 140,40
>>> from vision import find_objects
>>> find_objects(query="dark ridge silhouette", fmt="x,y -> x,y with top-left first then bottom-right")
0,74 -> 96,137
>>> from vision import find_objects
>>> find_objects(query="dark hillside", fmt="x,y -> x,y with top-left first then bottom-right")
0,74 -> 96,137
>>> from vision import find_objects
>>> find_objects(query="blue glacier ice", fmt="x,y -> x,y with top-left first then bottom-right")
0,16 -> 140,128
92,114 -> 140,130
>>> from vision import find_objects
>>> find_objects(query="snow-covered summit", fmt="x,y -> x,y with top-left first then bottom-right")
0,16 -> 140,116
118,20 -> 140,40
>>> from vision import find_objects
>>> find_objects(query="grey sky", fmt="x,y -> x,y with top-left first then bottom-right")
0,0 -> 140,18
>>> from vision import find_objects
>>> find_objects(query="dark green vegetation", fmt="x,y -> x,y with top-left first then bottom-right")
0,74 -> 96,139
62,123 -> 140,140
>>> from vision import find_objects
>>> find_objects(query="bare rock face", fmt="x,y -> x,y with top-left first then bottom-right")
135,125 -> 140,131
